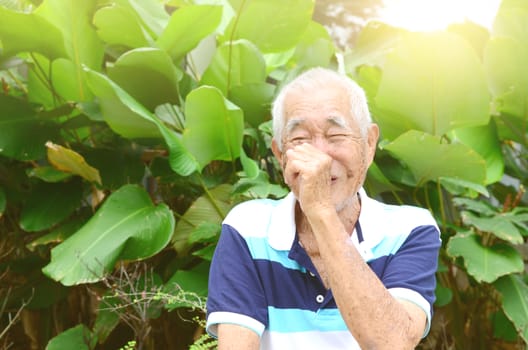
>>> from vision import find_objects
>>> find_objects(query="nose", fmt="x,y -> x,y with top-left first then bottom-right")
312,135 -> 332,154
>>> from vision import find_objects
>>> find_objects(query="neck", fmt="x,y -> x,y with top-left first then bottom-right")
296,193 -> 361,238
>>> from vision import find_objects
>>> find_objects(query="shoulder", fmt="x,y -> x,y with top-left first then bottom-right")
360,193 -> 440,253
364,195 -> 439,232
223,198 -> 279,238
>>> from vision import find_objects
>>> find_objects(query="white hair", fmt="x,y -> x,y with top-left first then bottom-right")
271,67 -> 372,150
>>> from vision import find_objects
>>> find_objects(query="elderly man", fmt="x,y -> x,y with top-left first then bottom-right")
205,67 -> 441,349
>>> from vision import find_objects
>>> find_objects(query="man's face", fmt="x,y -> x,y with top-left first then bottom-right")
272,85 -> 378,211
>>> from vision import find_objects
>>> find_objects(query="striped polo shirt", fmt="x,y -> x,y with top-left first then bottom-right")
206,188 -> 441,349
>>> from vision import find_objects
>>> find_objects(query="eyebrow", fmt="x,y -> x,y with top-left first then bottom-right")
285,115 -> 350,135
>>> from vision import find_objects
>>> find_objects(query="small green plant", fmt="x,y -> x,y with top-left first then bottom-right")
189,316 -> 217,350
119,340 -> 137,350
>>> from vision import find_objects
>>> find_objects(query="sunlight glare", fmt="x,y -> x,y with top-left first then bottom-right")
378,0 -> 502,31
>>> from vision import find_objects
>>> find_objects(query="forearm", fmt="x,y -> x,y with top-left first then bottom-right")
217,324 -> 260,350
306,208 -> 423,349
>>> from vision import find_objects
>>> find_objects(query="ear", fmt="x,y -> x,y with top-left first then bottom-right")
366,123 -> 379,165
271,138 -> 283,166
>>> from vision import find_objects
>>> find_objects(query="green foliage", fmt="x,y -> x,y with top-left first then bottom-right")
42,185 -> 175,285
0,0 -> 527,349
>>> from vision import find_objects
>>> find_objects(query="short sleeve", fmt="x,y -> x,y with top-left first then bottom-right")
206,224 -> 268,337
380,225 -> 441,335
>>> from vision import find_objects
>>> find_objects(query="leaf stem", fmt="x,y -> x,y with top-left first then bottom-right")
199,176 -> 226,219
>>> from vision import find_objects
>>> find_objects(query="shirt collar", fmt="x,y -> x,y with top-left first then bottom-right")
267,188 -> 382,253
268,192 -> 297,250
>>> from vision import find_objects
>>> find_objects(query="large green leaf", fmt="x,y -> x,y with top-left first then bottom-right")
26,214 -> 87,252
126,0 -> 170,38
0,5 -> 67,59
108,48 -> 183,110
344,21 -> 402,74
36,0 -> 103,68
85,69 -> 160,138
446,231 -> 524,283
461,211 -> 523,244
289,21 -> 335,68
20,179 -> 83,232
172,184 -> 233,254
83,147 -> 145,191
439,177 -> 489,198
222,0 -> 313,53
494,274 -> 528,343
93,3 -> 151,48
484,6 -> 528,142
32,0 -> 104,102
492,5 -> 528,44
200,39 -> 267,95
375,31 -> 490,139
93,0 -> 169,48
449,124 -> 504,184
383,130 -> 487,186
485,45 -> 528,143
0,95 -> 59,161
183,86 -> 244,170
364,161 -> 400,197
42,185 -> 175,286
85,69 -> 199,176
164,261 -> 210,310
229,82 -> 275,127
46,324 -> 96,350
157,4 -> 223,60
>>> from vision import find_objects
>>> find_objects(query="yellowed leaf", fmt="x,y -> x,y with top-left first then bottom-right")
46,141 -> 102,185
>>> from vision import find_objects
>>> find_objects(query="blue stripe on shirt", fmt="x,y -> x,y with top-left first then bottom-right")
268,307 -> 348,333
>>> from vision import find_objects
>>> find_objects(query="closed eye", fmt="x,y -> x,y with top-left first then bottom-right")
289,136 -> 310,145
328,134 -> 349,141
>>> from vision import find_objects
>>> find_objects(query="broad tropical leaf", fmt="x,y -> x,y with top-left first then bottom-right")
82,147 -> 145,190
108,48 -> 183,110
229,82 -> 275,127
93,0 -> 169,48
20,179 -> 83,232
85,69 -> 199,176
222,0 -> 313,53
157,4 -> 223,60
449,124 -> 504,184
447,231 -> 524,283
485,6 -> 528,143
183,86 -> 244,170
32,0 -> 105,102
165,262 -> 210,310
375,31 -> 490,139
0,95 -> 59,161
0,5 -> 67,59
494,274 -> 528,343
172,184 -> 233,254
461,211 -> 523,244
344,21 -> 402,74
201,39 -> 267,95
290,21 -> 335,68
46,324 -> 96,350
383,130 -> 487,186
26,215 -> 87,251
42,185 -> 175,285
